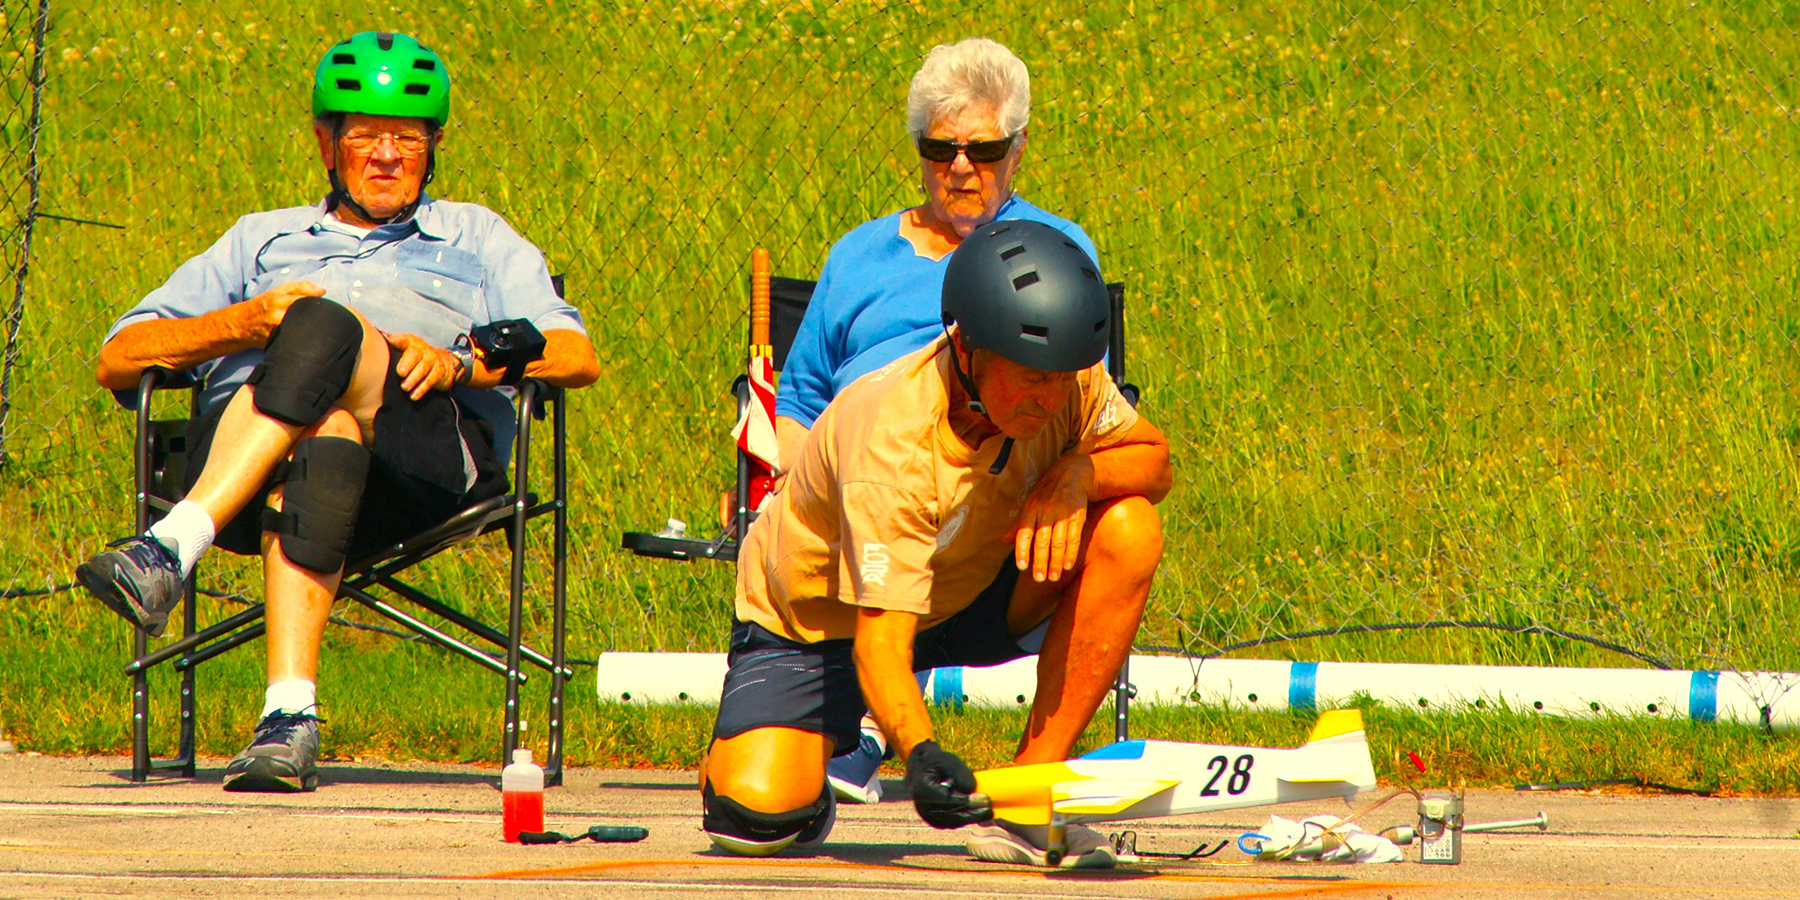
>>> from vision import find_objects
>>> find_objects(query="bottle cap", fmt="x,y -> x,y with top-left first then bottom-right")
512,748 -> 533,766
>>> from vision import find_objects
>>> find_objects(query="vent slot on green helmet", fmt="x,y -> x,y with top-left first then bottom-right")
412,59 -> 436,71
332,53 -> 354,64
404,83 -> 429,95
336,78 -> 361,91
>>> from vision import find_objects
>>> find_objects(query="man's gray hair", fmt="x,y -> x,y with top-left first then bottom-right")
905,38 -> 1030,138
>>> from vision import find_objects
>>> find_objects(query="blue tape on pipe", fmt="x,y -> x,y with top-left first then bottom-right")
1689,670 -> 1719,723
934,666 -> 964,711
1289,661 -> 1319,711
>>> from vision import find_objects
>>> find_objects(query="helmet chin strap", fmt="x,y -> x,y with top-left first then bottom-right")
325,126 -> 435,226
945,326 -> 1015,475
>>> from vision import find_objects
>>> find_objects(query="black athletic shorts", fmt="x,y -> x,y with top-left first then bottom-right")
711,560 -> 1028,755
185,361 -> 509,566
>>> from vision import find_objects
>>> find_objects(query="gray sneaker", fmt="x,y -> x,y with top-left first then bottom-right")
965,820 -> 1118,869
75,535 -> 185,637
223,711 -> 321,793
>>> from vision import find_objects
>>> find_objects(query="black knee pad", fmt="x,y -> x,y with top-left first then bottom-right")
246,296 -> 363,426
261,436 -> 370,574
701,781 -> 829,856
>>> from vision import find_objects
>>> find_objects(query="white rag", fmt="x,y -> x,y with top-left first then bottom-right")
1242,814 -> 1404,864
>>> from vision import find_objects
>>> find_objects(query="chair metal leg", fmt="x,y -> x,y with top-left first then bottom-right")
340,586 -> 521,680
175,576 -> 197,777
502,383 -> 535,768
131,638 -> 150,783
1114,660 -> 1132,743
172,621 -> 266,672
128,604 -> 266,675
363,576 -> 566,676
546,392 -> 568,786
131,375 -> 155,783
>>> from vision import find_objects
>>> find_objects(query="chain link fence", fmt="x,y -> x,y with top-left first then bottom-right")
4,0 -> 1800,679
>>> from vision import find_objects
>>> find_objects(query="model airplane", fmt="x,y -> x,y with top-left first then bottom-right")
972,709 -> 1378,864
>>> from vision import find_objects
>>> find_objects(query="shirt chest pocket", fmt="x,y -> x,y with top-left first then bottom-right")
392,242 -> 486,322
244,259 -> 329,300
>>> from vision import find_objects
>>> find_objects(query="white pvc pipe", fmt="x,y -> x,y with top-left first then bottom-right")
593,653 -> 1800,730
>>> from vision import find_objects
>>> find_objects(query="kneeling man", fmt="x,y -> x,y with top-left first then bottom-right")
700,220 -> 1171,867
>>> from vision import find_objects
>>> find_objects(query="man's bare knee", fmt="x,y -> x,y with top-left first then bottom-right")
1088,496 -> 1163,575
700,729 -> 833,856
704,728 -> 831,811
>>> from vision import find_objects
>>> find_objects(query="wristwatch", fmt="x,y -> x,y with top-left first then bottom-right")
449,334 -> 476,387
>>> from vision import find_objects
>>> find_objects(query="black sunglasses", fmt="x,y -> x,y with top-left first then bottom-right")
917,135 -> 1015,164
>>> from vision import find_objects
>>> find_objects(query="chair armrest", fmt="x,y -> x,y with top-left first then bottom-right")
143,367 -> 200,390
1121,383 -> 1141,409
116,367 -> 199,412
516,378 -> 562,422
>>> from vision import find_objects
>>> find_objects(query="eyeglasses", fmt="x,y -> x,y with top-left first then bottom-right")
339,130 -> 432,156
916,134 -> 1015,164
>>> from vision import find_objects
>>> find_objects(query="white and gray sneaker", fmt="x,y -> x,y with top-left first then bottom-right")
222,710 -> 321,793
75,535 -> 186,638
965,820 -> 1119,869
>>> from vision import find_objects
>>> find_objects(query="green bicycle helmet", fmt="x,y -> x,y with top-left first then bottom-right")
312,31 -> 450,128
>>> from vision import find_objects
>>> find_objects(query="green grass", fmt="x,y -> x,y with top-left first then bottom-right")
6,613 -> 1794,794
5,1 -> 1800,777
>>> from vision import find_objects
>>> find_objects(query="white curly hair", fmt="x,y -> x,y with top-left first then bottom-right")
905,38 -> 1030,138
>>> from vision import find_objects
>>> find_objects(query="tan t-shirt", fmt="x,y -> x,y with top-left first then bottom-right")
735,335 -> 1141,643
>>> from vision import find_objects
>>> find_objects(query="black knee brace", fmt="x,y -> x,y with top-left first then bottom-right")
701,781 -> 830,856
262,436 -> 369,574
246,296 -> 363,426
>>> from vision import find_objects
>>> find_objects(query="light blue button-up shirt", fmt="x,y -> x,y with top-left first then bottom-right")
106,195 -> 585,454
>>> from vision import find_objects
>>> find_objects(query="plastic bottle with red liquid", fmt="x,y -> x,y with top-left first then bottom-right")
502,748 -> 545,842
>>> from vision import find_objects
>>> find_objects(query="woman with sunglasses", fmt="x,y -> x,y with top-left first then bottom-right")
772,37 -> 1100,807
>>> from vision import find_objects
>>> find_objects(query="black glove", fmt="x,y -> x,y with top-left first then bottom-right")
906,740 -> 993,829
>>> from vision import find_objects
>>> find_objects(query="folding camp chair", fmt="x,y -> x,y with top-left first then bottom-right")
119,280 -> 573,785
620,252 -> 1143,740
622,252 -> 810,563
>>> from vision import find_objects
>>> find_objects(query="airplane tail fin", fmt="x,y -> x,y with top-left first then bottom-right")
1280,709 -> 1378,790
1304,709 -> 1366,745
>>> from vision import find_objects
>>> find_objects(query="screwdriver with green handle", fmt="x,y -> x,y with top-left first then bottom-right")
518,825 -> 649,844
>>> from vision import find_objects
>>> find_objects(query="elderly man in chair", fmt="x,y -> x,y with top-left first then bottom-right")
77,31 -> 598,793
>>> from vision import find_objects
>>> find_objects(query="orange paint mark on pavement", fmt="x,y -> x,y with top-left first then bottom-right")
1202,881 -> 1410,899
472,855 -> 1407,897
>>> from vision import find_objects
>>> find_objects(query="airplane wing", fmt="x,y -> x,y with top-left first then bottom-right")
1050,778 -> 1181,816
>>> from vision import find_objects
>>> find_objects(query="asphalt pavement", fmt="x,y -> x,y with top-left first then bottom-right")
1,752 -> 1796,899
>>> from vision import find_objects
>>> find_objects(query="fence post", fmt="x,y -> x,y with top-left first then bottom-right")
0,0 -> 53,469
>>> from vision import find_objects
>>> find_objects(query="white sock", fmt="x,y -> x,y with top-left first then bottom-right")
261,680 -> 317,718
146,500 -> 216,578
